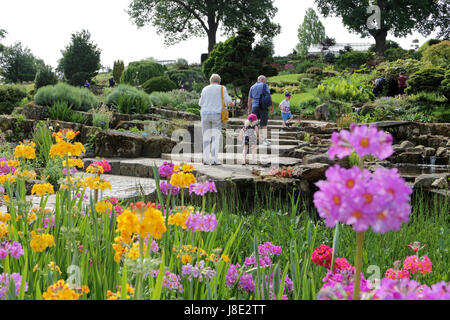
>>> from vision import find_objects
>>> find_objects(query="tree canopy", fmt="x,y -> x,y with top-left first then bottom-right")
314,0 -> 443,56
0,42 -> 44,83
296,8 -> 327,57
58,30 -> 101,86
202,27 -> 277,107
127,0 -> 281,53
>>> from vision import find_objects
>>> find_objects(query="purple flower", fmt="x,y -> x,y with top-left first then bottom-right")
329,124 -> 393,160
147,270 -> 183,293
185,212 -> 217,233
0,249 -> 7,259
374,278 -> 450,300
158,162 -> 177,179
238,273 -> 255,293
159,181 -> 181,196
0,273 -> 28,299
226,264 -> 240,287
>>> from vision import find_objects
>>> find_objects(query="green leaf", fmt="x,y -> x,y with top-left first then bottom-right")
151,250 -> 165,300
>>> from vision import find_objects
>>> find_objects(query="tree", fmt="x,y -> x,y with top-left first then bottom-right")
319,37 -> 336,52
0,42 -> 44,83
58,30 -> 101,86
127,0 -> 281,53
0,28 -> 6,53
296,8 -> 327,57
416,0 -> 449,40
202,27 -> 277,109
315,0 -> 443,56
113,60 -> 125,83
34,64 -> 58,90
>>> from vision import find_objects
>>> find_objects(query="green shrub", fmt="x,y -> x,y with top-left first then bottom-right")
306,67 -> 323,76
335,51 -> 372,70
406,66 -> 446,95
48,100 -> 74,122
32,121 -> 53,167
71,112 -> 86,124
318,73 -> 374,103
166,68 -> 206,90
34,83 -> 98,111
42,157 -> 63,189
294,59 -> 326,74
142,76 -> 177,94
441,70 -> 450,100
107,85 -> 152,114
421,40 -> 450,67
149,90 -> 200,108
120,60 -> 167,85
34,65 -> 57,91
0,85 -> 28,114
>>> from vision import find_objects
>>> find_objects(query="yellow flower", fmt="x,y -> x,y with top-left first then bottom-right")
62,158 -> 85,169
181,254 -> 192,264
0,174 -> 15,185
0,212 -> 11,223
221,254 -> 230,263
95,201 -> 113,214
116,205 -> 166,242
14,141 -> 36,159
27,212 -> 37,224
33,264 -> 39,272
2,195 -> 9,203
31,183 -> 55,197
30,231 -> 55,252
42,280 -> 80,300
7,160 -> 19,167
81,286 -> 90,294
0,222 -> 8,238
170,171 -> 196,188
14,169 -> 37,180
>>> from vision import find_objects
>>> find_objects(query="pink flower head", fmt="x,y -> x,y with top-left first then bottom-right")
329,124 -> 393,160
311,245 -> 333,268
158,162 -> 177,179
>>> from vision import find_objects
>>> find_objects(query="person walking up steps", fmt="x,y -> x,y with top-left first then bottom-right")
248,75 -> 274,146
238,114 -> 259,165
280,92 -> 294,132
199,74 -> 234,166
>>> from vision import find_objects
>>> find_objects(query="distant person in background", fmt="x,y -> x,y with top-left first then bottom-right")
84,80 -> 90,89
398,73 -> 408,96
238,114 -> 260,165
109,77 -> 116,88
373,76 -> 386,96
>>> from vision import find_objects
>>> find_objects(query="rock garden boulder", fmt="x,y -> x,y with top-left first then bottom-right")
292,163 -> 330,182
314,104 -> 330,121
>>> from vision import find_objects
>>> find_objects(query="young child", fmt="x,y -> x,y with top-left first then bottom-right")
238,114 -> 259,165
280,92 -> 294,132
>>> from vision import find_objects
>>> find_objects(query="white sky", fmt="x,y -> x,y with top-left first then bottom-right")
0,0 -> 436,69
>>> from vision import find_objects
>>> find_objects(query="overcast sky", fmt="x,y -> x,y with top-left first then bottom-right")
0,0 -> 436,69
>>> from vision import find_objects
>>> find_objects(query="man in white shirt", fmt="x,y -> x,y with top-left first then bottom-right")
199,74 -> 234,165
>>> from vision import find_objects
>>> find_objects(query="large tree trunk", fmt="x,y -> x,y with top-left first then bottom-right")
207,12 -> 218,53
373,29 -> 388,57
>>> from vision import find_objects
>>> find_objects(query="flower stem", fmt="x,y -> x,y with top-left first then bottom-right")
353,231 -> 365,300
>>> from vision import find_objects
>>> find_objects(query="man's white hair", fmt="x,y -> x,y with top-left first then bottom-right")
210,74 -> 221,83
258,75 -> 266,82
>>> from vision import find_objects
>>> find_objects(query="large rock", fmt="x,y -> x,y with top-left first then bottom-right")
95,131 -> 177,158
436,147 -> 448,158
397,152 -> 423,164
413,174 -> 444,189
400,141 -> 415,149
292,163 -> 330,182
423,147 -> 436,157
303,154 -> 335,166
21,103 -> 48,120
142,136 -> 177,158
314,104 -> 330,121
431,177 -> 448,189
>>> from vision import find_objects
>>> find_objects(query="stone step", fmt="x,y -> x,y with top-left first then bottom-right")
161,153 -> 302,167
224,144 -> 298,156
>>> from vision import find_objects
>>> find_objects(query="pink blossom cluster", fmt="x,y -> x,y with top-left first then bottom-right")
385,255 -> 432,280
181,260 -> 216,282
314,165 -> 412,233
0,158 -> 16,175
188,181 -> 217,196
159,181 -> 181,196
62,167 -> 78,176
0,273 -> 28,299
106,197 -> 123,215
374,278 -> 450,300
147,270 -> 183,293
317,269 -> 372,300
329,124 -> 393,160
185,212 -> 218,233
90,159 -> 111,173
0,241 -> 24,260
158,162 -> 177,179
